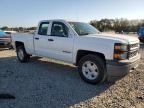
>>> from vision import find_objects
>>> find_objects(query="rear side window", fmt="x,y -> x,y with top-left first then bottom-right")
38,22 -> 49,35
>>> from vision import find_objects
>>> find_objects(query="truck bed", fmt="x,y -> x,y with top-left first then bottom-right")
11,33 -> 35,54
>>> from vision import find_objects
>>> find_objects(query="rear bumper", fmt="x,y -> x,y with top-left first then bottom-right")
106,54 -> 140,81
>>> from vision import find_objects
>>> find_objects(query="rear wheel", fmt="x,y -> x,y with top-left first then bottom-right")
78,54 -> 106,84
16,46 -> 30,63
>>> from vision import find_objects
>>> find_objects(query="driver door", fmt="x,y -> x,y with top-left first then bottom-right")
47,21 -> 74,63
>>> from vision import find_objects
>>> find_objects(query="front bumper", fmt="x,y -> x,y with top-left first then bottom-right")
0,41 -> 10,46
0,38 -> 11,46
106,54 -> 140,81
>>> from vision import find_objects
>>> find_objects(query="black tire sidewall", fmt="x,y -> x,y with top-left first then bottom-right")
16,46 -> 29,63
78,54 -> 106,84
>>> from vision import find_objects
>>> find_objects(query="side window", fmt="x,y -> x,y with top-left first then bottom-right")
38,22 -> 49,35
51,22 -> 68,37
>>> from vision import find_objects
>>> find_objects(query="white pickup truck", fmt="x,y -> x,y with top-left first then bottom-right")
12,19 -> 140,84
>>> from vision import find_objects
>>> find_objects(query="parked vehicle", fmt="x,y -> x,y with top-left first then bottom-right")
11,19 -> 140,84
4,31 -> 17,35
0,30 -> 6,36
0,30 -> 11,47
138,27 -> 144,43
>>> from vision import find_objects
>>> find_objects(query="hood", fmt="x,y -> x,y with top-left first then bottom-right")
86,33 -> 139,44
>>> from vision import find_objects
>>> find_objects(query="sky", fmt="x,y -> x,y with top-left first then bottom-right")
0,0 -> 144,27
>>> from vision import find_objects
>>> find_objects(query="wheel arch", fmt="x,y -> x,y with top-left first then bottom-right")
76,50 -> 106,66
15,41 -> 25,49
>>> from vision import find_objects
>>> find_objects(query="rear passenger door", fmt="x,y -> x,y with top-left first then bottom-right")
34,22 -> 51,56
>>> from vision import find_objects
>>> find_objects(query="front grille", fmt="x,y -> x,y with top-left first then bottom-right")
129,50 -> 138,58
128,43 -> 139,59
129,43 -> 139,50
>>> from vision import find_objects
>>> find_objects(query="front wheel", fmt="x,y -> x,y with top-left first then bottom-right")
78,54 -> 106,84
16,46 -> 30,63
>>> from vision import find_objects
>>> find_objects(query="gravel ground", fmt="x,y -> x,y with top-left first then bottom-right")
0,44 -> 144,108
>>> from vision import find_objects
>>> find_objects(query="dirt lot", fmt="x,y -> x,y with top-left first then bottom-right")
0,44 -> 144,108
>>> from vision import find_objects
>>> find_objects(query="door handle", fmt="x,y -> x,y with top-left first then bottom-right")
48,39 -> 54,41
35,37 -> 39,40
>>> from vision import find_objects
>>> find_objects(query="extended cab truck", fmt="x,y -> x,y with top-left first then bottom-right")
11,19 -> 140,84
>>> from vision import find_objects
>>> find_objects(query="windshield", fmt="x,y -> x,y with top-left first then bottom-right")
69,22 -> 100,36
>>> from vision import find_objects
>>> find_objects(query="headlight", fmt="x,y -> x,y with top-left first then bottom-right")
114,43 -> 128,51
114,43 -> 128,60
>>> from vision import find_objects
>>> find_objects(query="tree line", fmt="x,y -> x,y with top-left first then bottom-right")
90,18 -> 144,33
1,18 -> 144,33
0,26 -> 36,32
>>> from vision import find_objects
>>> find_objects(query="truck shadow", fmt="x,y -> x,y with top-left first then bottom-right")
0,56 -> 114,108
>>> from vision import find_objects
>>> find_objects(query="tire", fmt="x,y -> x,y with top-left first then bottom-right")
16,46 -> 30,63
78,54 -> 106,84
